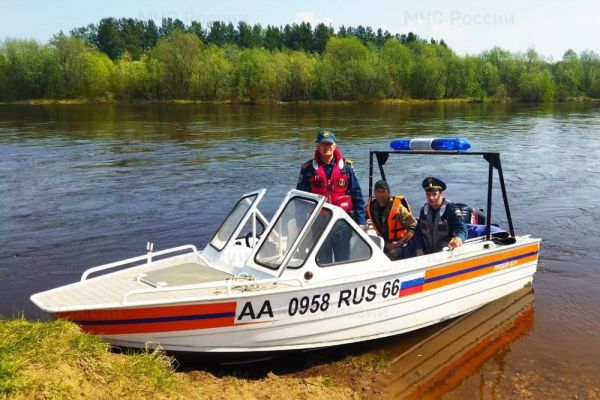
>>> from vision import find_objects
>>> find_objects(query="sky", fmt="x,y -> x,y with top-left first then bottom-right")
1,0 -> 599,60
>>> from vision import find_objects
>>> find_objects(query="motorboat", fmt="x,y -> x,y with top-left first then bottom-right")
31,138 -> 541,353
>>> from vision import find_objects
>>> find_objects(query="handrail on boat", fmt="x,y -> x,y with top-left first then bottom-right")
80,244 -> 199,282
121,277 -> 304,305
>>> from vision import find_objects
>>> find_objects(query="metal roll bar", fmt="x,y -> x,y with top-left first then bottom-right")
368,150 -> 515,242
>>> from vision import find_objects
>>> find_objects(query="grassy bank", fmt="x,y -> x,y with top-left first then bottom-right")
2,96 -> 600,106
0,318 -> 384,399
1,97 -> 477,106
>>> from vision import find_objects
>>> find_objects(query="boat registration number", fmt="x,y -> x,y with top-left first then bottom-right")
237,278 -> 404,321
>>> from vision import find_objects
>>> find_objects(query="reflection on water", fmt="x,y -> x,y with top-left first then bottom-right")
1,102 -> 600,398
382,288 -> 534,399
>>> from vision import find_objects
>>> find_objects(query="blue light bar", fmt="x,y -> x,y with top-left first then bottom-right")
390,138 -> 471,152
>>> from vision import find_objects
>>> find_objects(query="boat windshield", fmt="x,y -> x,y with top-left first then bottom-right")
255,196 -> 318,270
209,193 -> 258,251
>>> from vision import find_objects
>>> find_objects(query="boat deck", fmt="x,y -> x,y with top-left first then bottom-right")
32,253 -> 235,311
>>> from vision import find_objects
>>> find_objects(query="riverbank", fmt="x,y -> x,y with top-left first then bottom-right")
2,96 -> 599,106
2,97 -> 476,106
0,318 -> 385,399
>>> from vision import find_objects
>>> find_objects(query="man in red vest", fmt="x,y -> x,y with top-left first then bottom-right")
297,130 -> 366,263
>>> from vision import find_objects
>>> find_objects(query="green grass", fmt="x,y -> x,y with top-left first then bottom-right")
347,353 -> 390,373
0,318 -> 178,399
0,318 -> 363,399
322,375 -> 334,386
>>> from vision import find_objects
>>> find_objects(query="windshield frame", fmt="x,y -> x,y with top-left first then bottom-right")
251,190 -> 327,275
209,190 -> 266,252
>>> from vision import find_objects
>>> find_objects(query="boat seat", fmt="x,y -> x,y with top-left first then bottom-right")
138,262 -> 232,288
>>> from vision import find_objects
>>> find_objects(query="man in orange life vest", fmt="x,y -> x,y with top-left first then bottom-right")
366,180 -> 417,260
296,130 -> 366,263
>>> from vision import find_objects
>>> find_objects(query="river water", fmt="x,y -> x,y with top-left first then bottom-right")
1,102 -> 599,398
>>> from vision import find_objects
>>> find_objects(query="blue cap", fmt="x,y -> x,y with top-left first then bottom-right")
316,130 -> 336,144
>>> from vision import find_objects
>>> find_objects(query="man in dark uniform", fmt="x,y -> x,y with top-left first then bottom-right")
366,180 -> 417,260
296,130 -> 366,263
414,177 -> 468,256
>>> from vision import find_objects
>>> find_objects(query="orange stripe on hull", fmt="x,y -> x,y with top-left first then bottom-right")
422,244 -> 539,292
56,302 -> 237,322
425,243 -> 539,280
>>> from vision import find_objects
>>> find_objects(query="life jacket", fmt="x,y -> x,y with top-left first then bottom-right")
308,148 -> 353,213
366,196 -> 411,241
418,199 -> 453,253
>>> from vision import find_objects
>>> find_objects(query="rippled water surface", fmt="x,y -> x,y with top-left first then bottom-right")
1,102 -> 599,398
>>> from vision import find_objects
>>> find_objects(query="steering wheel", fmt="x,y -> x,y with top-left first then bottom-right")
245,232 -> 261,247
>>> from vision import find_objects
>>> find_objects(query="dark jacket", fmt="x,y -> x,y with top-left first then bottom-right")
414,199 -> 468,254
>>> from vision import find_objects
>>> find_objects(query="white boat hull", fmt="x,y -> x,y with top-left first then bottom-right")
51,242 -> 538,353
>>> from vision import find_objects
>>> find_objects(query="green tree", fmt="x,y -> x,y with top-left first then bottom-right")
362,50 -> 386,100
71,18 -> 158,59
282,24 -> 297,50
237,21 -> 254,48
119,18 -> 145,60
53,35 -> 112,98
297,22 -> 313,51
190,45 -> 233,100
313,23 -> 332,53
207,21 -> 228,46
580,51 -> 600,98
518,71 -> 556,102
189,21 -> 206,42
265,51 -> 291,100
480,47 -> 523,98
0,39 -> 58,99
287,51 -> 316,100
251,24 -> 263,48
317,37 -> 370,100
553,50 -> 582,99
158,18 -> 186,38
380,40 -> 413,98
112,53 -> 151,100
375,28 -> 385,47
70,23 -> 98,46
463,56 -> 504,101
409,43 -> 446,99
444,56 -> 468,98
79,51 -> 112,97
225,23 -> 238,45
51,34 -> 92,97
0,50 -> 7,99
96,18 -> 123,60
143,56 -> 163,99
150,31 -> 203,98
264,25 -> 282,50
143,20 -> 159,51
234,48 -> 271,101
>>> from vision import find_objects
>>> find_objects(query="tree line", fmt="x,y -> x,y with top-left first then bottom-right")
68,18 -> 434,60
1,18 -> 599,102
